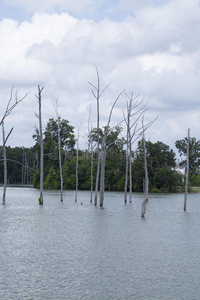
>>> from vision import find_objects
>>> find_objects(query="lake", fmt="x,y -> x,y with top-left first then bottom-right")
0,187 -> 200,300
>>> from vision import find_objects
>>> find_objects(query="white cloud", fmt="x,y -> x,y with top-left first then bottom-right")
1,0 -> 200,150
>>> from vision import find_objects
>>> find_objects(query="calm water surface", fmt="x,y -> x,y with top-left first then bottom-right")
0,188 -> 200,300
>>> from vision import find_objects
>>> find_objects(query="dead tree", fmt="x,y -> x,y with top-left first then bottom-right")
141,118 -> 149,218
99,91 -> 124,207
123,92 -> 146,204
55,100 -> 63,202
124,104 -> 129,204
88,66 -> 110,206
87,107 -> 94,203
2,122 -> 8,204
0,87 -> 28,204
184,128 -> 190,211
35,85 -> 44,205
75,133 -> 79,203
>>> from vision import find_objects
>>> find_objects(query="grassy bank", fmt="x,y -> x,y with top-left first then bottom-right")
190,186 -> 200,193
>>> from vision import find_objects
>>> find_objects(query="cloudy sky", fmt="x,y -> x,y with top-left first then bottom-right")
0,0 -> 200,154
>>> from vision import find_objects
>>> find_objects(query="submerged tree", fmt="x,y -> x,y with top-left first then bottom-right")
87,107 -> 94,203
99,92 -> 124,207
55,100 -> 63,202
90,125 -> 124,206
141,118 -> 149,218
88,66 -> 110,206
75,131 -> 79,203
0,87 -> 28,204
184,128 -> 190,211
123,92 -> 147,204
35,85 -> 44,205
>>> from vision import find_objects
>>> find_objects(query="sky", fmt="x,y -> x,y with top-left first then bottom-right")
0,0 -> 200,155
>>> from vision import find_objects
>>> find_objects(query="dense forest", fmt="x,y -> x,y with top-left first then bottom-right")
1,116 -> 200,193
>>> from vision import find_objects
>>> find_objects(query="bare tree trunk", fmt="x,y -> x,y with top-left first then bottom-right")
88,108 -> 93,203
0,87 -> 28,204
75,136 -> 79,202
99,131 -> 107,207
58,119 -> 63,202
94,73 -> 100,206
90,149 -> 93,203
129,137 -> 132,203
99,94 -> 124,207
123,92 -> 143,204
2,122 -> 7,205
88,67 -> 109,206
35,85 -> 44,205
89,67 -> 123,207
99,91 -> 124,207
124,118 -> 129,204
184,128 -> 190,211
141,128 -> 148,218
55,101 -> 63,202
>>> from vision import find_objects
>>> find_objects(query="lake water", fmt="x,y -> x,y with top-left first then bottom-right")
0,188 -> 200,300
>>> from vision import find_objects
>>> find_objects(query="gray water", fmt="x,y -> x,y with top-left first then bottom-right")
0,188 -> 200,300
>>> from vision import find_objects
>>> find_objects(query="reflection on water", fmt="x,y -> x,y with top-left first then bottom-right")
0,188 -> 200,300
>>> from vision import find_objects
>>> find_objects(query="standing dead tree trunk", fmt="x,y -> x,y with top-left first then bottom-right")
0,87 -> 28,204
35,85 -> 44,205
184,128 -> 190,211
55,100 -> 63,202
88,108 -> 94,203
2,122 -> 7,204
141,118 -> 149,218
75,133 -> 79,203
124,120 -> 129,204
88,66 -> 110,206
99,128 -> 107,207
57,116 -> 63,202
123,92 -> 146,204
99,91 -> 124,208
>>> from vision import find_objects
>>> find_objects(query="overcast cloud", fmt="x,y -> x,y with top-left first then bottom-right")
0,0 -> 200,153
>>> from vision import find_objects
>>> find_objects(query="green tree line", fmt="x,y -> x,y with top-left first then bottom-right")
1,117 -> 200,193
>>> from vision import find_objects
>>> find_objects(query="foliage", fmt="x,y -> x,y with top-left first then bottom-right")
175,136 -> 200,175
133,140 -> 182,192
45,117 -> 75,149
0,118 -> 188,193
0,146 -> 37,185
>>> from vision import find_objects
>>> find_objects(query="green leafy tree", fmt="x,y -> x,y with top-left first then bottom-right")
133,140 -> 181,192
175,136 -> 200,175
44,167 -> 59,189
32,117 -> 75,188
45,117 -> 75,149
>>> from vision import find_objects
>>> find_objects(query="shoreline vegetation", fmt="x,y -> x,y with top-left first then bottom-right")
1,184 -> 200,194
1,118 -> 200,197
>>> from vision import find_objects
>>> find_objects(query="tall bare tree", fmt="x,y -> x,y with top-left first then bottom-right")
141,118 -> 149,218
88,66 -> 110,206
87,107 -> 94,203
123,93 -> 146,204
35,85 -> 44,205
1,87 -> 28,204
75,132 -> 79,203
99,91 -> 124,207
55,100 -> 64,202
184,128 -> 190,211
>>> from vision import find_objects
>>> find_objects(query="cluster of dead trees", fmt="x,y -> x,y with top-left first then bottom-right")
0,70 -> 190,217
87,68 -> 155,216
